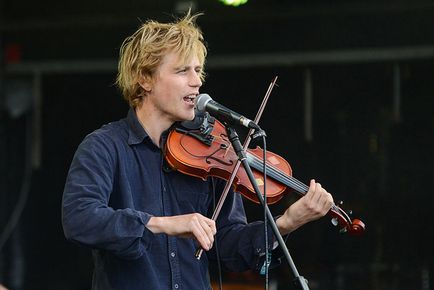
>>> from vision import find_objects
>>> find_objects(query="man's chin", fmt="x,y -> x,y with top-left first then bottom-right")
176,112 -> 195,122
185,111 -> 196,121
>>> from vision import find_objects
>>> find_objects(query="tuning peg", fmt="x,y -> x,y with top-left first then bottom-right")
331,217 -> 338,226
337,200 -> 344,206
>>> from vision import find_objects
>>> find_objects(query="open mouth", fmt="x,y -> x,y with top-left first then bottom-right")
183,95 -> 195,104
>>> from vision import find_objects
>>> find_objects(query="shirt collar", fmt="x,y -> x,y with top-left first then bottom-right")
126,108 -> 149,145
125,107 -> 175,147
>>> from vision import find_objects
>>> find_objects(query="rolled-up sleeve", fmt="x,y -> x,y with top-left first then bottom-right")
62,133 -> 153,260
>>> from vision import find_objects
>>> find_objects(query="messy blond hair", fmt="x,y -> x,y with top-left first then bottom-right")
116,12 -> 207,108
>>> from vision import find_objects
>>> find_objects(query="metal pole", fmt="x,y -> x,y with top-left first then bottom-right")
0,0 -> 7,284
303,68 -> 313,142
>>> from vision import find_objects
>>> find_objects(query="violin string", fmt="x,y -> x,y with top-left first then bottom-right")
247,153 -> 308,194
247,153 -> 343,213
183,130 -> 348,221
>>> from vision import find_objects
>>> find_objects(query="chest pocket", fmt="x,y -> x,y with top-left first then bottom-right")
167,172 -> 212,216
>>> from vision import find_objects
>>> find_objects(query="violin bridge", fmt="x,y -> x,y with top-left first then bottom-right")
255,178 -> 264,186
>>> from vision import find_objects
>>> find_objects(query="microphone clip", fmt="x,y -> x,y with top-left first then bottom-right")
251,128 -> 267,140
250,128 -> 267,148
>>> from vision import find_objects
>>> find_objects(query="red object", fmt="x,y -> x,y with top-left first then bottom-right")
5,43 -> 22,63
165,119 -> 365,236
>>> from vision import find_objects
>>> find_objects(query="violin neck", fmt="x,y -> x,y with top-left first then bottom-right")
246,153 -> 351,224
246,152 -> 309,196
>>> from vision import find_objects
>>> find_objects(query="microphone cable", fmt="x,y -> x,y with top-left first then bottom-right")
261,135 -> 270,290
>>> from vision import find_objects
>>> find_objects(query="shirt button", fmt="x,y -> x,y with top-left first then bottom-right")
171,252 -> 176,258
174,284 -> 179,289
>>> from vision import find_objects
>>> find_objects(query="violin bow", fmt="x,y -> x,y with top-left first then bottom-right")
195,76 -> 278,259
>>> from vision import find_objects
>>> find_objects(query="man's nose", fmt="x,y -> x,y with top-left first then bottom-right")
190,72 -> 202,87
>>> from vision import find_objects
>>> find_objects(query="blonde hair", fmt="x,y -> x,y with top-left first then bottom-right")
116,12 -> 207,108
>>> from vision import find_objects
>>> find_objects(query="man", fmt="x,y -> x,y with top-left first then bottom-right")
62,12 -> 333,290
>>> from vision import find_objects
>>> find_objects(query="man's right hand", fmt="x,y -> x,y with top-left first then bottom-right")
146,213 -> 216,251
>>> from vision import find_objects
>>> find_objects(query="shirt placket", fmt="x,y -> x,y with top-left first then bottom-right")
160,155 -> 182,290
168,236 -> 181,289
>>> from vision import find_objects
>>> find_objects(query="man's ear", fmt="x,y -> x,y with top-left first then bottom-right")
138,74 -> 153,92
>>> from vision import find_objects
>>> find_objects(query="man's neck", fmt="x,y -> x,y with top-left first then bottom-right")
135,106 -> 173,147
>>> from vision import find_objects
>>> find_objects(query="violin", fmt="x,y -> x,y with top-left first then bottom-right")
165,115 -> 365,236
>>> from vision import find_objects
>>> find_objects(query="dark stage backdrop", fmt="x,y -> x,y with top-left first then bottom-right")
2,61 -> 431,289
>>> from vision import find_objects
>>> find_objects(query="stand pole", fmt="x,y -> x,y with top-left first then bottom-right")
226,126 -> 309,290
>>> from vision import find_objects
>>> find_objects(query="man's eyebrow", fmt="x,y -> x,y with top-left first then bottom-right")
174,65 -> 203,70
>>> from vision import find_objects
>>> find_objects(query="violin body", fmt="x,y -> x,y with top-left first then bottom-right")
166,121 -> 291,204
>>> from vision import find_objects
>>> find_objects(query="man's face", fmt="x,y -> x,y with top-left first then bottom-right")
143,51 -> 203,124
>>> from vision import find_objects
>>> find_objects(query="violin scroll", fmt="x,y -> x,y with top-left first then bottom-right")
330,206 -> 365,235
348,219 -> 365,235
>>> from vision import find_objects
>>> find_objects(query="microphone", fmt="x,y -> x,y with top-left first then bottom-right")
195,94 -> 260,130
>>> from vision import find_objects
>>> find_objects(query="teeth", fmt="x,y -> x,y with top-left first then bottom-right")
184,95 -> 196,102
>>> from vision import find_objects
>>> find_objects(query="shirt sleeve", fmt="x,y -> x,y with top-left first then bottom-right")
62,133 -> 153,260
209,179 -> 282,272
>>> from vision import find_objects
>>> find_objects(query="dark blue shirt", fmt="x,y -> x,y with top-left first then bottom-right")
62,108 -> 272,290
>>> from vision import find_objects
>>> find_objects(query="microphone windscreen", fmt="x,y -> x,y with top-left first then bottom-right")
195,93 -> 212,112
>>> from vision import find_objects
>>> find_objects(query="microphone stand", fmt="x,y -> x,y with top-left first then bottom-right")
225,125 -> 309,290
